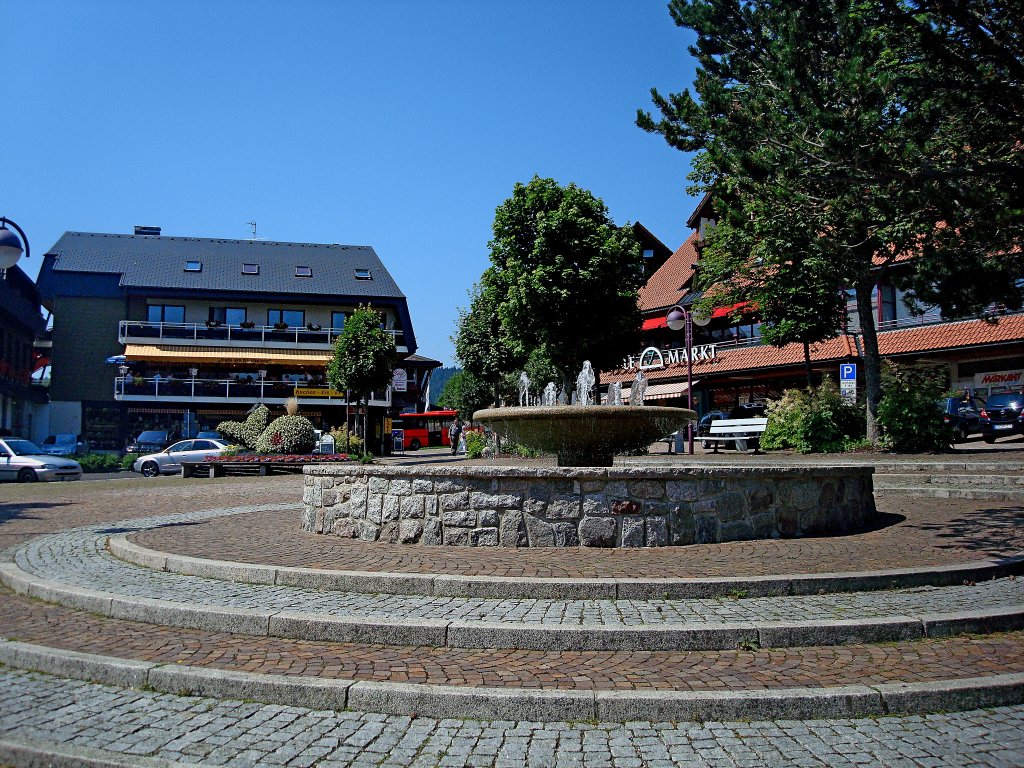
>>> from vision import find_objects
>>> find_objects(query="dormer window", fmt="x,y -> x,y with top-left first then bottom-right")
354,268 -> 372,280
184,260 -> 202,272
295,266 -> 312,277
242,263 -> 259,275
642,249 -> 654,259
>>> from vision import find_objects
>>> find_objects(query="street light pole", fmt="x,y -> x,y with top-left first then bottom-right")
666,306 -> 694,455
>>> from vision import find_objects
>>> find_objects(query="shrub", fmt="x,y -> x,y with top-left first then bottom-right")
761,379 -> 865,453
464,430 -> 487,459
877,362 -> 952,452
329,425 -> 363,454
120,453 -> 140,470
254,415 -> 317,454
218,405 -> 270,448
78,453 -> 126,473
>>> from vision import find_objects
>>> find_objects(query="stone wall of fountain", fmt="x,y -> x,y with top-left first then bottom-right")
302,464 -> 876,547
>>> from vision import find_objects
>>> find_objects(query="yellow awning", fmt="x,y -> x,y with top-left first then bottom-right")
124,344 -> 331,365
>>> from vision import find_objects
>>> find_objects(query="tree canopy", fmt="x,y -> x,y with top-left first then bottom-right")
483,175 -> 646,391
639,0 -> 1023,440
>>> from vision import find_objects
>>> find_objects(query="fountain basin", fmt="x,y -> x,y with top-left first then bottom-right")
302,465 -> 876,548
473,405 -> 697,466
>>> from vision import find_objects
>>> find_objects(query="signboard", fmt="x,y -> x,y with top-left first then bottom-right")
384,417 -> 393,434
974,370 -> 1023,391
392,368 -> 408,392
392,429 -> 405,453
625,344 -> 717,371
839,363 -> 857,402
294,387 -> 345,398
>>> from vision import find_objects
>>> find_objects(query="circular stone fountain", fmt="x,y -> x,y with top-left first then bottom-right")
473,405 -> 696,467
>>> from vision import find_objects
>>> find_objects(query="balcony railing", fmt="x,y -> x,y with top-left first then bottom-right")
118,321 -> 405,351
114,376 -> 391,406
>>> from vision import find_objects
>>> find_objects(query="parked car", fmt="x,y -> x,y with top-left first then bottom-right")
40,433 -> 90,456
133,439 -> 229,477
125,430 -> 172,455
0,437 -> 83,482
980,392 -> 1024,443
195,430 -> 222,440
728,402 -> 768,419
938,396 -> 985,442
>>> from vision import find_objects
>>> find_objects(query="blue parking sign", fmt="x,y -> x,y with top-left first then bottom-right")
840,364 -> 857,381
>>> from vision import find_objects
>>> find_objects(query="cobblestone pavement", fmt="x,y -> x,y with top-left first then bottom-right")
11,507 -> 1024,628
2,668 -> 1023,767
131,500 -> 1024,579
4,587 -> 1022,690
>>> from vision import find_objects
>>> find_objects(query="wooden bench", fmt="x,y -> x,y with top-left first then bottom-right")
706,418 -> 768,453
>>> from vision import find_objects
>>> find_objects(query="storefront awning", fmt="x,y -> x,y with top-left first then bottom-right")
124,344 -> 332,365
613,380 -> 698,403
711,301 -> 755,319
642,316 -> 669,330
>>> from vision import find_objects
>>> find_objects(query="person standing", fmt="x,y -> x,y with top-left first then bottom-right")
448,417 -> 463,456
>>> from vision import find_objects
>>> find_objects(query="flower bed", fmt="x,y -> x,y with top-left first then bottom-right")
204,453 -> 353,463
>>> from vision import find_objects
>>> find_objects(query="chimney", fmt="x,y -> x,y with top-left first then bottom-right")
134,226 -> 161,236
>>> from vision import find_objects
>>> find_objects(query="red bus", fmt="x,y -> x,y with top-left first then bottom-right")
393,409 -> 457,450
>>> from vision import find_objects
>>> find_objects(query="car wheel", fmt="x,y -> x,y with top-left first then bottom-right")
17,468 -> 38,483
956,427 -> 969,443
409,438 -> 421,451
141,461 -> 160,477
984,435 -> 996,444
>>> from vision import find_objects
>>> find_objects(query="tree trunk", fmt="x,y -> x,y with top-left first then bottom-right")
803,341 -> 813,390
855,279 -> 883,443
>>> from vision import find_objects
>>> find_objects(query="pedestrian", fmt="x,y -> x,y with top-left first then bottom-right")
449,417 -> 463,455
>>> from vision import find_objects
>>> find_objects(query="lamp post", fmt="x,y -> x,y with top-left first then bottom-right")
0,217 -> 30,274
667,305 -> 711,455
257,369 -> 267,401
189,367 -> 198,399
118,364 -> 129,397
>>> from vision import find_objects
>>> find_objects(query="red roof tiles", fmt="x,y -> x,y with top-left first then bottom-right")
638,233 -> 700,312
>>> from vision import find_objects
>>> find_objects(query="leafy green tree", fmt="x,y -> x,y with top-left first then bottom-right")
437,369 -> 492,422
877,362 -> 952,452
639,0 -> 1023,441
453,271 -> 523,406
326,304 -> 395,452
487,176 -> 646,393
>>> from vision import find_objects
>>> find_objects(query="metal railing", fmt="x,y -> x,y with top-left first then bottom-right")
118,321 -> 404,349
114,376 -> 390,406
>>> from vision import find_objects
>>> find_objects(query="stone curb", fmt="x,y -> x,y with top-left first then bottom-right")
108,534 -> 1024,601
2,638 -> 1023,723
3,561 -> 1023,652
0,735 -> 184,767
873,486 -> 1024,501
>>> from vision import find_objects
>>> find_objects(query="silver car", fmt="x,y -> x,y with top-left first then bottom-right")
0,437 -> 83,483
133,438 -> 229,477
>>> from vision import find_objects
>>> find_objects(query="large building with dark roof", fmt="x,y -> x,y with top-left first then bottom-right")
0,264 -> 48,438
36,226 -> 438,450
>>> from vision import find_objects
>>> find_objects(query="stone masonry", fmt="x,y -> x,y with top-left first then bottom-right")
302,465 -> 876,548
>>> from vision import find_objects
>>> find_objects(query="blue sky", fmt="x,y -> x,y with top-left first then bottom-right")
4,1 -> 699,365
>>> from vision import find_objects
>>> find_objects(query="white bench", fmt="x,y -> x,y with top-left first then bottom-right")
706,418 -> 768,453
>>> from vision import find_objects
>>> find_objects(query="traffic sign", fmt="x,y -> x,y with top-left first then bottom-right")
840,363 -> 857,381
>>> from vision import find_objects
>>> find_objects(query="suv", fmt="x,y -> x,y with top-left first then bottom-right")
979,392 -> 1024,443
938,396 -> 985,442
126,430 -> 171,454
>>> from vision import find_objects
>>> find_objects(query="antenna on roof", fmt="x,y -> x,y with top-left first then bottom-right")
247,221 -> 258,240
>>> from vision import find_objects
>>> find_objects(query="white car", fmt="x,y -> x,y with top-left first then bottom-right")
0,437 -> 83,482
133,438 -> 229,477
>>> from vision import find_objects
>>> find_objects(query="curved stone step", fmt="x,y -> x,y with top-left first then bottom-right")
4,509 -> 1023,651
874,486 -> 1024,502
3,666 -> 1022,765
109,532 -> 1024,601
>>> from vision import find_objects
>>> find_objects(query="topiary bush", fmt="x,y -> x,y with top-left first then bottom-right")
254,414 -> 317,454
217,405 -> 270,449
877,362 -> 952,452
761,379 -> 864,453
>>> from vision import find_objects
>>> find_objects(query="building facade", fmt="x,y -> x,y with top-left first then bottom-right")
602,204 -> 1024,413
37,227 -> 438,450
0,264 -> 48,438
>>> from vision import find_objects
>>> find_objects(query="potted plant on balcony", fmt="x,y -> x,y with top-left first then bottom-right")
240,320 -> 256,329
273,322 -> 289,331
306,322 -> 322,331
205,319 -> 222,328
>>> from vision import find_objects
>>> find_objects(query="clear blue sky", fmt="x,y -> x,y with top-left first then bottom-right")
4,1 -> 699,365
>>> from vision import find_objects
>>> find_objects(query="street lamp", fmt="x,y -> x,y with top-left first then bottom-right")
0,217 -> 30,272
118,365 -> 129,397
257,369 -> 267,401
667,305 -> 711,455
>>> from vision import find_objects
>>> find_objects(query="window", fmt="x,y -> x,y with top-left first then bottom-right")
354,268 -> 372,280
208,307 -> 246,325
147,305 -> 185,324
878,284 -> 897,323
331,311 -> 347,330
242,263 -> 259,275
642,249 -> 655,259
268,309 -> 305,327
184,260 -> 202,272
295,266 -> 312,277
